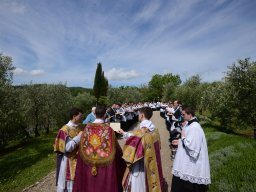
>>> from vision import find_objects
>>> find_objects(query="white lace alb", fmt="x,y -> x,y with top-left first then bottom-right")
173,169 -> 211,185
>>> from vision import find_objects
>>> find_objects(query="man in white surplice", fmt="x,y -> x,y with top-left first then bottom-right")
171,106 -> 211,192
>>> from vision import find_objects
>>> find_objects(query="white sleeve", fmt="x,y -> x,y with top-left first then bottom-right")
123,132 -> 134,139
182,125 -> 202,159
65,135 -> 81,152
172,115 -> 178,121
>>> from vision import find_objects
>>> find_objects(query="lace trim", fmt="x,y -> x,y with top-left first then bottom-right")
173,170 -> 211,185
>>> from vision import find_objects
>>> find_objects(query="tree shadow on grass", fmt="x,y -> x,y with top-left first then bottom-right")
0,135 -> 55,183
0,137 -> 32,156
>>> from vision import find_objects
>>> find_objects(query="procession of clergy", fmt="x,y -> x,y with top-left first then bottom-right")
54,101 -> 211,192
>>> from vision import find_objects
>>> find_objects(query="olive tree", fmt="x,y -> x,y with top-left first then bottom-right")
0,54 -> 26,147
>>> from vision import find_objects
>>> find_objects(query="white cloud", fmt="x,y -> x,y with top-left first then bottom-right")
135,1 -> 161,22
13,68 -> 45,76
30,69 -> 45,76
11,2 -> 26,14
0,1 -> 26,14
13,67 -> 27,75
106,68 -> 139,81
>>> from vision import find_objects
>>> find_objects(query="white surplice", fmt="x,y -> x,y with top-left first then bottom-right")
172,119 -> 211,185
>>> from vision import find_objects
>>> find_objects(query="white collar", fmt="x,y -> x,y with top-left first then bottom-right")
66,120 -> 79,128
93,119 -> 105,123
140,119 -> 155,132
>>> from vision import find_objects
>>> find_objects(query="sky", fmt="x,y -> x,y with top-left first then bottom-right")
1,0 -> 256,88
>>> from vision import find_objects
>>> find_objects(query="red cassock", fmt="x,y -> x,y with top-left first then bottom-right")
73,123 -> 125,192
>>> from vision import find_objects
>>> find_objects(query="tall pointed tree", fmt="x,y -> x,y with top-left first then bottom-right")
93,63 -> 108,103
101,72 -> 108,96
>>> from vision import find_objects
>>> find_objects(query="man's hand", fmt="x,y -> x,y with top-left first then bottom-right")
172,139 -> 179,146
78,131 -> 83,137
117,128 -> 125,135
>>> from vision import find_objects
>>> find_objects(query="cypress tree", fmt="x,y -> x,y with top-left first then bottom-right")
93,63 -> 108,102
101,71 -> 108,96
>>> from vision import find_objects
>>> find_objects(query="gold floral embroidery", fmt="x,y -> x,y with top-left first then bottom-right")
80,123 -> 116,175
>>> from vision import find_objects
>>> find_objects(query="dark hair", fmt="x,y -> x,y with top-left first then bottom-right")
174,100 -> 182,105
139,107 -> 153,120
95,105 -> 106,118
69,108 -> 82,120
182,106 -> 195,117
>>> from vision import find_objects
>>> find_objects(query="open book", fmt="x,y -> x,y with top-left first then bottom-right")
110,122 -> 121,132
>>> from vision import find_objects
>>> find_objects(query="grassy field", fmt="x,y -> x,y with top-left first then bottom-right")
0,134 -> 56,192
205,126 -> 256,192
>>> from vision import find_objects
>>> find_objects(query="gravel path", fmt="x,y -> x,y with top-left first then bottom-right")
151,111 -> 173,191
24,111 -> 172,192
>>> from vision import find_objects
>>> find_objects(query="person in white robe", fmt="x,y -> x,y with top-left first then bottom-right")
171,106 -> 211,192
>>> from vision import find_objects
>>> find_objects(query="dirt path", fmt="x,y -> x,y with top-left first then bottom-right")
24,111 -> 172,192
151,111 -> 173,191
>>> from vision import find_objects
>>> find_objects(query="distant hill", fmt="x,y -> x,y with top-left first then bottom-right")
68,87 -> 93,97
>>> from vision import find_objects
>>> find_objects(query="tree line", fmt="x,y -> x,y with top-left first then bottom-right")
150,58 -> 256,131
1,53 -> 255,148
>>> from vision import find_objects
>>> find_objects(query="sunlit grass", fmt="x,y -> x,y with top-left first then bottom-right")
204,126 -> 256,192
0,134 -> 56,192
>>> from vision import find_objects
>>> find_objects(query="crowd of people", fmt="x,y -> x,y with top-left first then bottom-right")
53,101 -> 211,192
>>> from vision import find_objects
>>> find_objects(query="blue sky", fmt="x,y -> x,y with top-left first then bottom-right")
1,0 -> 256,88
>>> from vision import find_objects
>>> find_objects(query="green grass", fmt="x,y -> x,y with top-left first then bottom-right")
234,128 -> 254,138
0,133 -> 56,192
204,126 -> 256,192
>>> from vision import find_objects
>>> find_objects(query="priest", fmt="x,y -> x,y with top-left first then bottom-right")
73,105 -> 125,192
